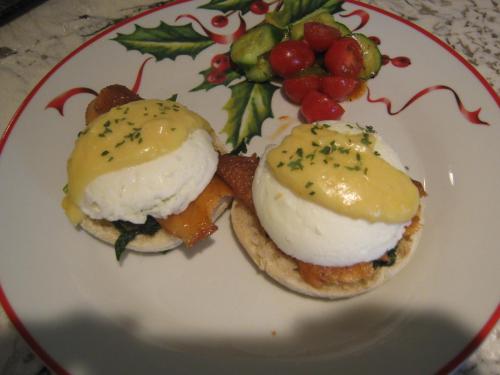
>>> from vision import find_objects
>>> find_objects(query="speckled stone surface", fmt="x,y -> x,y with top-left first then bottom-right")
0,1 -> 498,374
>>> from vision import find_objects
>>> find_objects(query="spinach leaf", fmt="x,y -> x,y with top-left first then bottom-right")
373,247 -> 397,268
112,216 -> 161,261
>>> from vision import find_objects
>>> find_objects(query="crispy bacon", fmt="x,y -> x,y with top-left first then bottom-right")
85,84 -> 141,124
412,179 -> 427,197
216,154 -> 259,212
296,260 -> 376,288
156,176 -> 233,247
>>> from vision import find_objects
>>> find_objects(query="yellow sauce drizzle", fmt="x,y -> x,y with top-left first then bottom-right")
267,124 -> 419,223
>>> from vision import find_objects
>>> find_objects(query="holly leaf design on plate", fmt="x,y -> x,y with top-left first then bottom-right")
199,0 -> 255,14
222,80 -> 279,151
266,0 -> 344,28
113,22 -> 214,60
191,67 -> 242,92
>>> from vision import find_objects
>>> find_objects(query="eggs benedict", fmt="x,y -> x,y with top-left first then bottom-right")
218,122 -> 425,298
63,85 -> 233,260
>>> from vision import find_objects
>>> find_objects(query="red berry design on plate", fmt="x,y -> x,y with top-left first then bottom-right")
211,15 -> 228,28
250,0 -> 269,15
207,70 -> 226,84
269,40 -> 315,78
391,56 -> 411,67
211,53 -> 231,72
300,90 -> 345,122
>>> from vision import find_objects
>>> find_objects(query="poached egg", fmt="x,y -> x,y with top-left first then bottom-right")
252,121 -> 420,267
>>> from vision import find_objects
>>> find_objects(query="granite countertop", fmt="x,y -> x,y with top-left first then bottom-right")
0,0 -> 498,374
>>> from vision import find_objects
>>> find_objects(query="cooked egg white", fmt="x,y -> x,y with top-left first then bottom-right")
81,129 -> 217,224
252,122 -> 419,267
63,99 -> 218,225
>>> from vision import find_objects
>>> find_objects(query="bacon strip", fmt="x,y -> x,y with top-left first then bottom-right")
296,260 -> 376,288
216,153 -> 259,212
85,84 -> 141,124
157,176 -> 233,247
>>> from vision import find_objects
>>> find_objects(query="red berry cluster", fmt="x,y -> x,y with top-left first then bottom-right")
206,53 -> 232,85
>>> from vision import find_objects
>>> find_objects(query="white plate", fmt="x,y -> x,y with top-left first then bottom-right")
1,1 -> 499,374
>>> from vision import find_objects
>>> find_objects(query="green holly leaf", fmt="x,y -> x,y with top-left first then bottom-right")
266,0 -> 344,28
191,67 -> 242,92
113,22 -> 214,60
222,80 -> 279,150
199,0 -> 255,14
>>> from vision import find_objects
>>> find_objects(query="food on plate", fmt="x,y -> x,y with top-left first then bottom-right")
229,10 -> 381,122
62,85 -> 233,260
218,122 -> 426,299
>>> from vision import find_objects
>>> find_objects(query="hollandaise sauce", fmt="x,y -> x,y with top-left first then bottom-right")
267,124 -> 419,223
63,99 -> 212,224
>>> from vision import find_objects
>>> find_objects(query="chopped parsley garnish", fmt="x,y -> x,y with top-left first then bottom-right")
361,132 -> 372,145
276,161 -> 284,168
296,148 -> 304,157
305,181 -> 313,188
287,159 -> 303,170
319,146 -> 331,155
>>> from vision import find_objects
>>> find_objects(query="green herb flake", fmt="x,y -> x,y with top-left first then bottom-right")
309,191 -> 316,196
296,148 -> 304,157
305,181 -> 313,188
276,161 -> 284,168
356,152 -> 361,161
345,165 -> 361,171
101,150 -> 109,156
319,146 -> 331,155
374,150 -> 381,156
312,141 -> 319,147
361,133 -> 372,145
62,184 -> 69,194
287,159 -> 303,171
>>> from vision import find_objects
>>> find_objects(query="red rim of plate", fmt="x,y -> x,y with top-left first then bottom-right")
0,1 -> 498,374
